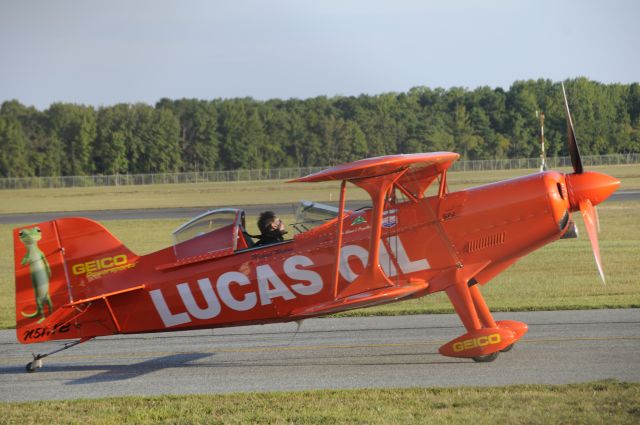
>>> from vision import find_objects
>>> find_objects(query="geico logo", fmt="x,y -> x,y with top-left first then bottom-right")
453,333 -> 502,353
72,254 -> 128,275
150,255 -> 324,328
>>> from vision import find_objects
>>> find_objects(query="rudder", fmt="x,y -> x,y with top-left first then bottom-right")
14,218 -> 138,344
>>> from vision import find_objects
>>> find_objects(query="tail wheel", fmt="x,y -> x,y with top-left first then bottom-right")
25,358 -> 42,373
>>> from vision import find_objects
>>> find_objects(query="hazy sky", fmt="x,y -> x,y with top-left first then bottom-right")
1,0 -> 637,110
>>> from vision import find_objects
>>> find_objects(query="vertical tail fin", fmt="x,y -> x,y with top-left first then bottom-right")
14,218 -> 138,344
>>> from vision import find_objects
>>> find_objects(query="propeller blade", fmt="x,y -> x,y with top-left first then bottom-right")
562,82 -> 583,174
579,199 -> 605,284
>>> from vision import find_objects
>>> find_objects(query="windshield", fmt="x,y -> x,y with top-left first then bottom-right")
293,201 -> 340,234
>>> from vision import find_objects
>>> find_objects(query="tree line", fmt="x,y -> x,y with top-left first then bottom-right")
0,77 -> 638,178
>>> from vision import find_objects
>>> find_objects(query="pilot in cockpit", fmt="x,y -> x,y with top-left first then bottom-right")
254,211 -> 287,247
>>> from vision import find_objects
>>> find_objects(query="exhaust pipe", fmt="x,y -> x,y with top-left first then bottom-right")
561,221 -> 579,239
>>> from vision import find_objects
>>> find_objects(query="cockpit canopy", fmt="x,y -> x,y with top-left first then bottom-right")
170,201 -> 349,261
172,208 -> 252,259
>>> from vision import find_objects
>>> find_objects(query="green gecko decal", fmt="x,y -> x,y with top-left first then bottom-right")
19,227 -> 52,324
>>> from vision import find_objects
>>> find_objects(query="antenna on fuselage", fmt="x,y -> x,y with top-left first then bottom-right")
536,110 -> 547,172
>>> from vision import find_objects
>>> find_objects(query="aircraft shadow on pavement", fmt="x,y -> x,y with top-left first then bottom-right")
0,350 -> 466,381
61,352 -> 213,385
181,350 -> 467,369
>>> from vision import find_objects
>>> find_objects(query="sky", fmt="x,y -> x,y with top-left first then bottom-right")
0,0 -> 638,110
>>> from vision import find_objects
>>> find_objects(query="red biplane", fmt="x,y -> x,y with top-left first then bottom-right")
14,86 -> 620,372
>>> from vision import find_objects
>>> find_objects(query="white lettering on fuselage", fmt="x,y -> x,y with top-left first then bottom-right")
387,235 -> 430,273
339,236 -> 429,282
217,271 -> 256,311
150,238 -> 430,328
178,279 -> 221,320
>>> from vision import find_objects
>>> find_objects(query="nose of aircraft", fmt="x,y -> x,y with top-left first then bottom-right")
565,171 -> 621,211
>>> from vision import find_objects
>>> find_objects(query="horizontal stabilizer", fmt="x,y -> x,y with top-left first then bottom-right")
64,284 -> 146,307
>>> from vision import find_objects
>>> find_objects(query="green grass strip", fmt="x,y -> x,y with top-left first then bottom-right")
1,381 -> 638,424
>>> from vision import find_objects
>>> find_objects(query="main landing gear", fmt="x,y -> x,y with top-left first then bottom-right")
472,343 -> 515,363
25,337 -> 93,373
472,352 -> 500,363
500,343 -> 515,353
439,279 -> 528,362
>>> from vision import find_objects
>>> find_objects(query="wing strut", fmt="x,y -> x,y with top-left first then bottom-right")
438,169 -> 448,198
336,169 -> 407,299
332,180 -> 347,298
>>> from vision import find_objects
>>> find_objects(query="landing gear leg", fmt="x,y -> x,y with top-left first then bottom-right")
443,279 -> 500,362
25,337 -> 93,373
468,284 -> 497,328
469,284 -> 527,354
469,284 -> 508,360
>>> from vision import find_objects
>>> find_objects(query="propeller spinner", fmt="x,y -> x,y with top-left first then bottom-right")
561,82 -> 620,283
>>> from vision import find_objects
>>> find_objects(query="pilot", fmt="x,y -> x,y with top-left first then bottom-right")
255,211 -> 287,246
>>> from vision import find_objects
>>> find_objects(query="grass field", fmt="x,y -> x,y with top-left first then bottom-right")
1,381 -> 638,424
1,199 -> 638,329
1,164 -> 638,214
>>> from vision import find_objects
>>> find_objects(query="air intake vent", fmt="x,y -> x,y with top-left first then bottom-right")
465,232 -> 506,253
557,182 -> 567,200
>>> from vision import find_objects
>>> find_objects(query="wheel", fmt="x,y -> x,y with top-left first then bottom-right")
472,352 -> 499,363
500,344 -> 514,353
25,358 -> 43,373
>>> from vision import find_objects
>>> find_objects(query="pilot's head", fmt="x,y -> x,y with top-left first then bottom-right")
258,211 -> 285,236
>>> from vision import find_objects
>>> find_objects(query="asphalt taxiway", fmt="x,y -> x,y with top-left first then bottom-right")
0,309 -> 638,401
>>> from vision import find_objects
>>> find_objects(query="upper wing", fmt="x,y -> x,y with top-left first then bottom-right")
290,152 -> 459,182
290,152 -> 459,198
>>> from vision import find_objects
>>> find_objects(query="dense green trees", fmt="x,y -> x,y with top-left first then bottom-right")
0,78 -> 638,178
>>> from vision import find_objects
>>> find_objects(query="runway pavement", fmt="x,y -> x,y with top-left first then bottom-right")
0,309 -> 638,401
0,190 -> 637,224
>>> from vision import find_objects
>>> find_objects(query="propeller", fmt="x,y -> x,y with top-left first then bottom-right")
562,83 -> 583,174
536,110 -> 547,172
579,199 -> 605,283
561,82 -> 620,284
